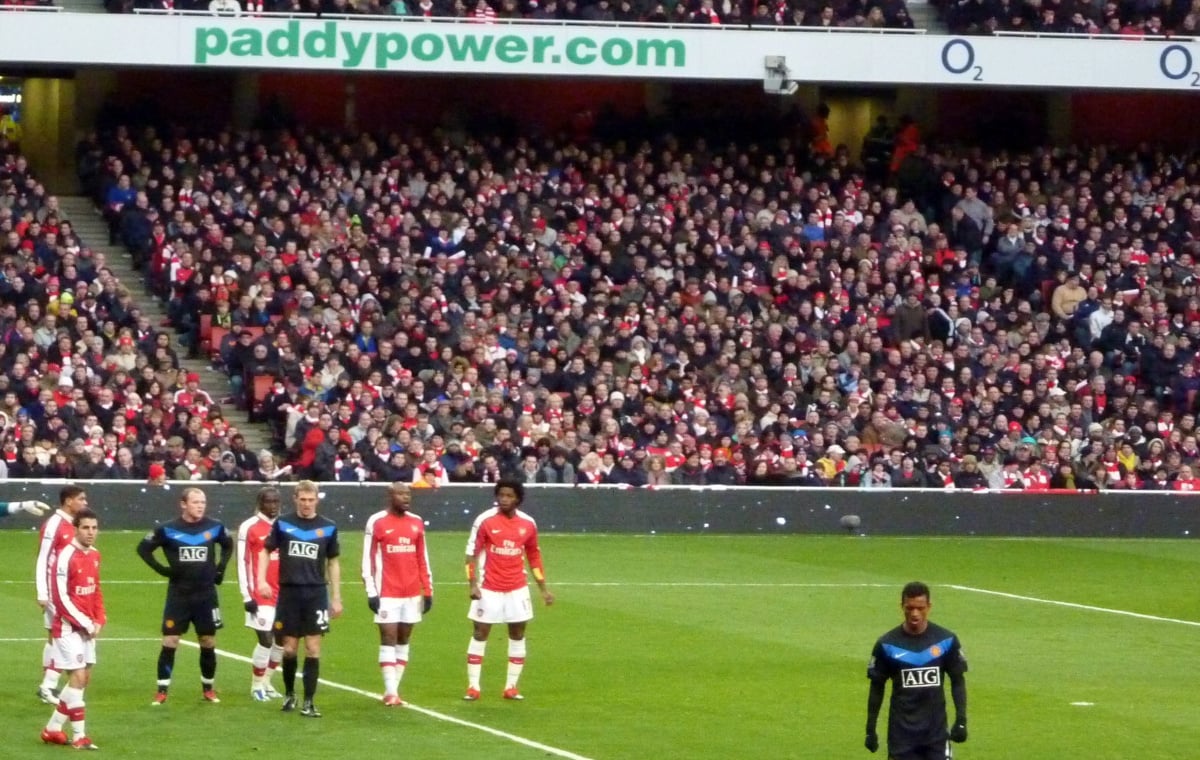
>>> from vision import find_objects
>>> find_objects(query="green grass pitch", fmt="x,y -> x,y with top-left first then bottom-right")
1,529 -> 1197,759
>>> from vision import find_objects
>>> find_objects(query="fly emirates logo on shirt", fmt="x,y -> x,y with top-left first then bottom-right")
74,576 -> 97,596
385,537 -> 417,554
490,539 -> 524,557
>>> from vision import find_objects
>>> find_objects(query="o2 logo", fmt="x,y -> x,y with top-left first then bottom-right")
1160,45 -> 1200,87
941,39 -> 983,82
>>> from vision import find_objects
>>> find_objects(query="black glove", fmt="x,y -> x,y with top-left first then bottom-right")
423,595 -> 433,613
367,596 -> 380,613
244,600 -> 258,614
864,732 -> 879,753
214,570 -> 225,586
950,722 -> 968,743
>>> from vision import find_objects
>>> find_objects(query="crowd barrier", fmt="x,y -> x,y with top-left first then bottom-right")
1,481 -> 1197,537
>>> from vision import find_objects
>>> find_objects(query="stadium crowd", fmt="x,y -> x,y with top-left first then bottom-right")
0,137 -> 253,482
7,109 -> 1200,490
940,0 -> 1200,36
109,0 -> 917,30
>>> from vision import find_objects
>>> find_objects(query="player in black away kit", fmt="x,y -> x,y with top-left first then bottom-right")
865,582 -> 968,759
137,487 -> 233,705
258,480 -> 342,717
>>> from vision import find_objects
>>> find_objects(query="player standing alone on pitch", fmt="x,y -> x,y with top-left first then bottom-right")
238,487 -> 285,701
464,479 -> 554,701
257,480 -> 342,718
41,508 -> 104,751
33,486 -> 85,705
865,581 -> 968,759
137,487 -> 233,705
362,482 -> 433,706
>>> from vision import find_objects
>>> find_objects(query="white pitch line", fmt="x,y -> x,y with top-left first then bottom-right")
0,580 -> 891,588
0,637 -> 161,642
552,582 -> 893,587
178,641 -> 596,760
947,584 -> 1200,628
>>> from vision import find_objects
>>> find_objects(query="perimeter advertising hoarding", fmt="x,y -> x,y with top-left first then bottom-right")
2,14 -> 1200,90
0,482 -> 1195,537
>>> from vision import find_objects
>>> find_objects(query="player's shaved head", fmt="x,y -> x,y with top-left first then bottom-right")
257,487 -> 282,518
389,482 -> 411,513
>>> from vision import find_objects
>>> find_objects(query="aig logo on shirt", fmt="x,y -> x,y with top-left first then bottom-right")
289,541 -> 319,559
900,667 -> 942,688
179,546 -> 209,562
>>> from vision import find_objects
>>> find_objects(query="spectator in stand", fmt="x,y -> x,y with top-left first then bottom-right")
41,116 -> 1200,494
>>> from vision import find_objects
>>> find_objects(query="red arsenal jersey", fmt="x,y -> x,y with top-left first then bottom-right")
36,510 -> 76,606
237,514 -> 279,605
52,541 -> 105,636
362,510 -> 432,598
466,507 -> 544,593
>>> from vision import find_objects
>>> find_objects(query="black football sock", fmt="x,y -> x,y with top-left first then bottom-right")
302,658 -> 320,702
157,646 -> 177,688
282,654 -> 298,696
199,646 -> 217,686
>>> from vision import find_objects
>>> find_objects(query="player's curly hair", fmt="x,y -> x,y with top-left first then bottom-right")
494,479 -> 525,504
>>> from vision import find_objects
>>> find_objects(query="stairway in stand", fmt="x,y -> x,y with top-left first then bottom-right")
58,196 -> 277,462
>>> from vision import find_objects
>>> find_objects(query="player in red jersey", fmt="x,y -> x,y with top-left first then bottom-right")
361,483 -> 433,706
238,487 -> 284,701
463,479 -> 554,701
33,486 -> 89,705
41,508 -> 104,751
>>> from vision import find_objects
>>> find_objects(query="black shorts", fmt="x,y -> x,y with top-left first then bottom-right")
162,587 -> 223,636
891,742 -> 952,760
275,585 -> 330,638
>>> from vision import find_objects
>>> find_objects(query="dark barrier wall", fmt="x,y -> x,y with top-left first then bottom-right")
1,482 -> 1197,538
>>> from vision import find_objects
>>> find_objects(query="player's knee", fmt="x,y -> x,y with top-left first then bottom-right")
303,639 -> 321,658
161,635 -> 181,648
378,630 -> 399,646
198,635 -> 216,648
256,631 -> 272,648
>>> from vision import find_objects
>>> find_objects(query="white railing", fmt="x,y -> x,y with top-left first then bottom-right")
0,477 -> 1188,494
0,4 -> 63,11
994,29 -> 1198,41
130,8 -> 927,33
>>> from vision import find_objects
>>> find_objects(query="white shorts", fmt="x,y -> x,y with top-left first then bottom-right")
244,605 -> 277,632
468,587 -> 533,625
374,595 -> 424,625
51,631 -> 96,671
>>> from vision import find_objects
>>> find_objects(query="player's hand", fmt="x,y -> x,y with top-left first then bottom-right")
864,732 -> 879,753
950,721 -> 968,743
541,589 -> 555,606
244,600 -> 258,614
17,500 -> 50,516
37,599 -> 48,610
422,595 -> 433,613
256,581 -> 274,600
367,596 -> 380,613
469,583 -> 481,600
214,570 -> 225,586
331,599 -> 344,619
